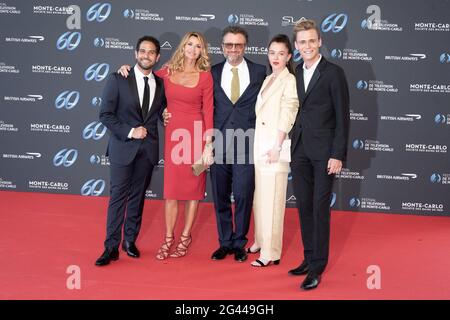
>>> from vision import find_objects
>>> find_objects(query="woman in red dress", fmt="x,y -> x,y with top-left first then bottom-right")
119,32 -> 213,259
156,32 -> 213,259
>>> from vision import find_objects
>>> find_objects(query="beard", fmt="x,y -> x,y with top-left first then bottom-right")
224,53 -> 244,65
137,58 -> 154,71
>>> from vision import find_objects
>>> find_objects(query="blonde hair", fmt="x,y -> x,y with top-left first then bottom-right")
166,32 -> 210,74
292,18 -> 321,41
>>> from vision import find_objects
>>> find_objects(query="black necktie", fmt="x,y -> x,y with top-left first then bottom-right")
142,76 -> 150,119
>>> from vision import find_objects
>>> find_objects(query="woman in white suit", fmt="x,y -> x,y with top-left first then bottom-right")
247,34 -> 299,267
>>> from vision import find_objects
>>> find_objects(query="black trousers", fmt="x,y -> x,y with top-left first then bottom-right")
291,143 -> 334,275
104,147 -> 154,249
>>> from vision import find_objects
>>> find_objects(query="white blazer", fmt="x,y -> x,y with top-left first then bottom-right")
254,67 -> 299,172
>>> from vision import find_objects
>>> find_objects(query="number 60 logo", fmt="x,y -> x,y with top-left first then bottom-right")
81,179 -> 105,196
321,13 -> 348,33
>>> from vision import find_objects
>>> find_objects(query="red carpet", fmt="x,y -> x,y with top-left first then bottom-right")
0,191 -> 449,300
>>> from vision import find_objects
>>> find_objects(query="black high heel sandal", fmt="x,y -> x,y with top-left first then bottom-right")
246,247 -> 261,254
251,259 -> 280,267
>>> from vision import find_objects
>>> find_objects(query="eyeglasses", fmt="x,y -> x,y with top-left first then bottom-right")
222,43 -> 246,50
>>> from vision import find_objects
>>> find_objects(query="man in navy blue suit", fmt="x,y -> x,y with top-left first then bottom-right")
95,36 -> 166,266
210,26 -> 266,262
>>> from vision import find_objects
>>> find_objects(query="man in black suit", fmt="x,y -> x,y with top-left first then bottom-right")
288,19 -> 350,289
210,26 -> 266,262
95,36 -> 166,266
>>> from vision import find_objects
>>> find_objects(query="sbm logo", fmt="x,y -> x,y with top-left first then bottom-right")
349,197 -> 361,208
440,53 -> 450,63
94,37 -> 105,47
123,9 -> 134,19
430,173 -> 442,183
357,80 -> 368,90
331,49 -> 342,58
228,14 -> 239,25
353,139 -> 364,149
434,114 -> 446,124
293,49 -> 303,62
91,97 -> 102,107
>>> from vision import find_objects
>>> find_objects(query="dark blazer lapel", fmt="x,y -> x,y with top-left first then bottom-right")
237,57 -> 257,102
297,62 -> 307,104
304,57 -> 326,101
127,69 -> 143,119
214,60 -> 225,82
145,74 -> 162,121
214,61 -> 229,99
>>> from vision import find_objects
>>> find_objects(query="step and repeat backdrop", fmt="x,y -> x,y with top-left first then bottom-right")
1,0 -> 449,216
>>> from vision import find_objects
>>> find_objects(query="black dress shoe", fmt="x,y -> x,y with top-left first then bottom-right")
288,260 -> 309,276
234,247 -> 248,262
95,248 -> 119,266
122,241 -> 140,258
211,247 -> 232,260
300,272 -> 321,290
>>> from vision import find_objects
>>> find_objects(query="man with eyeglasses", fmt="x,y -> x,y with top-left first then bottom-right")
210,26 -> 266,263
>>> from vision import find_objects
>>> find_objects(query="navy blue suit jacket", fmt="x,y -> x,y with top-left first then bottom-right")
99,69 -> 166,165
211,58 -> 266,157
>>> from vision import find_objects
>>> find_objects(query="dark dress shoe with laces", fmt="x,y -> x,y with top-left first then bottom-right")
300,272 -> 321,290
211,247 -> 232,260
234,247 -> 248,262
95,248 -> 119,266
288,260 -> 309,276
122,241 -> 140,258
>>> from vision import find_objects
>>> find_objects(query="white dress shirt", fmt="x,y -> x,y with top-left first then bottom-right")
134,64 -> 156,110
221,59 -> 250,102
303,54 -> 322,92
128,65 -> 156,138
